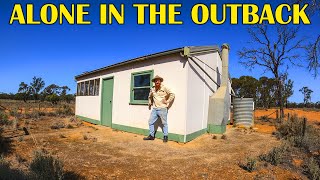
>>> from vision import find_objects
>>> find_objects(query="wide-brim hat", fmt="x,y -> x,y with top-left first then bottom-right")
152,75 -> 163,82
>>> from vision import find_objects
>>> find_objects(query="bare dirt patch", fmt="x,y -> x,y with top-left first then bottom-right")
2,116 -> 308,179
255,108 -> 320,122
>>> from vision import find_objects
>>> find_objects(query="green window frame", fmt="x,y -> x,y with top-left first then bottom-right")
130,70 -> 154,105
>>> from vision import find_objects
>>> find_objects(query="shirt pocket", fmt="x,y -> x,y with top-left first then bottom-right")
157,90 -> 167,97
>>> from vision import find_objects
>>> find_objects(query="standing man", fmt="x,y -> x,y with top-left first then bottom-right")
143,75 -> 175,143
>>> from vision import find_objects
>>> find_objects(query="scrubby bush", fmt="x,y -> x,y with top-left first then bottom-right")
301,127 -> 320,153
0,156 -> 27,180
29,151 -> 64,180
9,108 -> 22,119
259,144 -> 289,166
23,110 -> 46,120
0,111 -> 8,121
276,114 -> 304,139
303,157 -> 320,180
38,111 -> 46,116
46,112 -> 58,117
24,111 -> 40,119
66,124 -> 73,129
0,152 -> 82,180
276,114 -> 320,152
259,115 -> 271,122
45,94 -> 60,105
239,157 -> 258,172
55,105 -> 74,116
50,122 -> 65,130
0,119 -> 12,126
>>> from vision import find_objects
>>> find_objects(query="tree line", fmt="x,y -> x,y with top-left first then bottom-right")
232,75 -> 319,109
0,77 -> 74,104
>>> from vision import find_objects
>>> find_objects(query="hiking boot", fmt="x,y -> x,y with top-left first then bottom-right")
163,136 -> 168,143
143,135 -> 155,140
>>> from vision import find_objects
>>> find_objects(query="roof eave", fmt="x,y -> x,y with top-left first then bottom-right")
75,45 -> 220,80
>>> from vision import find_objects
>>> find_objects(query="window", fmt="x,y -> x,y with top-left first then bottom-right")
76,78 -> 100,96
89,80 -> 94,96
85,81 -> 89,96
77,83 -> 81,96
81,82 -> 85,96
94,79 -> 100,95
130,70 -> 153,104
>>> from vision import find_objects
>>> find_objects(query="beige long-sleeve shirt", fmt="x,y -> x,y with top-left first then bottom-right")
148,84 -> 175,108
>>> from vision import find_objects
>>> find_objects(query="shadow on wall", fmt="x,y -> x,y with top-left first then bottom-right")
216,67 -> 221,85
189,63 -> 215,93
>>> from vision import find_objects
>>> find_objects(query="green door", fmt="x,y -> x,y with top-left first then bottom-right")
101,78 -> 114,127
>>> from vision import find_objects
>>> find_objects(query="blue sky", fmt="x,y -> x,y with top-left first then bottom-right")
0,0 -> 319,103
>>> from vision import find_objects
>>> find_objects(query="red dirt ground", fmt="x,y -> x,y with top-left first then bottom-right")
2,116 -> 309,179
255,108 -> 320,123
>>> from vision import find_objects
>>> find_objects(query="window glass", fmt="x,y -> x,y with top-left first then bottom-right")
85,81 -> 89,96
77,83 -> 81,96
130,70 -> 153,104
95,79 -> 100,96
89,80 -> 94,96
134,74 -> 150,87
77,78 -> 100,96
80,82 -> 85,96
133,88 -> 150,100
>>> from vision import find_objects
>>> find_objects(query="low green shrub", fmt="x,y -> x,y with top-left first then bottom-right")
303,157 -> 320,180
0,111 -> 8,121
301,127 -> 320,153
29,151 -> 64,180
259,144 -> 288,166
276,114 -> 304,139
55,105 -> 74,116
239,157 -> 258,172
0,152 -> 82,180
276,115 -> 320,153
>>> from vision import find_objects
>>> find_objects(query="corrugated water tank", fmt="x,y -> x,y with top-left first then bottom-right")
233,98 -> 254,127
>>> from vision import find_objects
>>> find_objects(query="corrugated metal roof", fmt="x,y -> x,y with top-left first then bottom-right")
75,45 -> 220,80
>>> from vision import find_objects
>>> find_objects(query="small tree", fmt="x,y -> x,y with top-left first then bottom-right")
18,82 -> 31,103
63,94 -> 75,104
41,84 -> 61,101
45,94 -> 60,105
281,73 -> 294,108
232,76 -> 259,100
59,86 -> 71,102
299,86 -> 313,107
257,77 -> 277,108
29,77 -> 45,102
